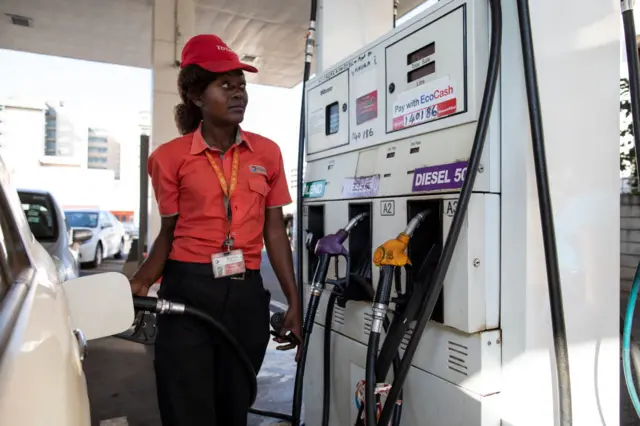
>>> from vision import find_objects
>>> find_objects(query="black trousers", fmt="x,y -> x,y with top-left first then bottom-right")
154,260 -> 271,426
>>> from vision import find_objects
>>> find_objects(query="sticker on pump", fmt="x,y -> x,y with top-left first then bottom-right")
391,76 -> 457,131
356,90 -> 378,125
412,161 -> 468,193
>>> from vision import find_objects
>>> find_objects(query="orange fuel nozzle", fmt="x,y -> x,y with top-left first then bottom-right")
372,210 -> 429,267
373,233 -> 411,267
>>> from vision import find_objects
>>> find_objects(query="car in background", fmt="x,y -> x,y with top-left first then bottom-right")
0,155 -> 135,426
111,210 -> 139,239
17,189 -> 80,282
65,209 -> 127,268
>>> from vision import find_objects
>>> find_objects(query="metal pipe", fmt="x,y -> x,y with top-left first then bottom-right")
404,210 -> 428,237
138,134 -> 149,266
344,212 -> 369,232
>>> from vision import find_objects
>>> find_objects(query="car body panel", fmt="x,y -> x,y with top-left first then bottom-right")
0,156 -> 92,425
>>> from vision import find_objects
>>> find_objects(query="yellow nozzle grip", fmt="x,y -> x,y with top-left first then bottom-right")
373,233 -> 411,267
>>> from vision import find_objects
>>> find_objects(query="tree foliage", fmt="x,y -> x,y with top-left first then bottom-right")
621,78 -> 638,191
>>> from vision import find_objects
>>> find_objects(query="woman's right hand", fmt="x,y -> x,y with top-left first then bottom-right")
130,278 -> 150,296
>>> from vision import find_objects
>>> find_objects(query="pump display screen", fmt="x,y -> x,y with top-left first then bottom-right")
408,61 -> 436,83
326,102 -> 339,135
407,42 -> 435,65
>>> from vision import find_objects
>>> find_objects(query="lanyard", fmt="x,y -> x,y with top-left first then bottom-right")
204,148 -> 240,250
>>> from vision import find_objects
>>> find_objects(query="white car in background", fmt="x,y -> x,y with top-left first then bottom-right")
65,209 -> 127,268
0,155 -> 135,426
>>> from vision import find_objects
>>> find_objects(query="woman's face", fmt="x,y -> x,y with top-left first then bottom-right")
198,70 -> 248,125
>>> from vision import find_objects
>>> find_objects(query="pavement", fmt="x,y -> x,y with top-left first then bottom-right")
82,255 -> 298,426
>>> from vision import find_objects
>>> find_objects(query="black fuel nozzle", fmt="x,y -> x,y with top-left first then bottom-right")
270,311 -> 301,345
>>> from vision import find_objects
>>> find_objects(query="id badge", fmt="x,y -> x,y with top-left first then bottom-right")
212,249 -> 246,278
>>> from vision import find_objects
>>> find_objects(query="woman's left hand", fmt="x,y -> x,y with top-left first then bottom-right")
274,304 -> 303,362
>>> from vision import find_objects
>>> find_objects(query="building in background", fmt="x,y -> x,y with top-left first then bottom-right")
0,96 -> 142,214
0,97 -> 46,178
87,127 -> 108,169
87,127 -> 122,179
42,101 -> 87,167
44,105 -> 57,156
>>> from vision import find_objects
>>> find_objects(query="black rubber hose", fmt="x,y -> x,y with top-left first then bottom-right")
295,0 -> 319,328
248,408 -> 294,422
623,5 -> 640,177
355,315 -> 402,426
365,266 -> 395,426
375,247 -> 438,381
292,2 -> 318,423
376,0 -> 502,423
322,292 -> 338,426
365,332 -> 380,426
515,1 -> 571,424
292,292 -> 321,425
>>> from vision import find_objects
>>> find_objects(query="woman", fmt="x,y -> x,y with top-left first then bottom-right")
129,34 -> 302,426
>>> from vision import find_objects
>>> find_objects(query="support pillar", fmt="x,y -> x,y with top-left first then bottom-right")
315,0 -> 394,73
148,0 -> 195,244
499,0 -> 620,425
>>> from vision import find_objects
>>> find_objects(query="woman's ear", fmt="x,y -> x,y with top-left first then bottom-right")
187,90 -> 203,108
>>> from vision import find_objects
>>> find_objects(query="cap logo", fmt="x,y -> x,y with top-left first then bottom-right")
217,45 -> 233,53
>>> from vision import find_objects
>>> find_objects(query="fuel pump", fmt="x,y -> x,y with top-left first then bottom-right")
296,0 -> 621,423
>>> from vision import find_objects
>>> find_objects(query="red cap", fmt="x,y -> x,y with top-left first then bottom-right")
180,34 -> 258,74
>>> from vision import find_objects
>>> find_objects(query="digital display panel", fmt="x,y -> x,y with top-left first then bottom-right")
326,102 -> 339,135
407,61 -> 436,83
407,42 -> 435,65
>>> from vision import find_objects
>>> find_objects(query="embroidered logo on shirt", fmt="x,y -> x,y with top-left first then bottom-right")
249,165 -> 267,176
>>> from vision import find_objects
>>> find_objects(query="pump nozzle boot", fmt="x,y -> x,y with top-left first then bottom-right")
336,273 -> 374,308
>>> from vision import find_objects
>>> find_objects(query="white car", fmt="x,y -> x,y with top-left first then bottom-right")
0,155 -> 135,425
65,209 -> 128,268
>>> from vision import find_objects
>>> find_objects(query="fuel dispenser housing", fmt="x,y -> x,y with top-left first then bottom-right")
300,0 -> 619,424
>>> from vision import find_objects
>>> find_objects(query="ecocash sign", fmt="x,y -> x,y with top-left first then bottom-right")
394,84 -> 454,115
420,85 -> 454,105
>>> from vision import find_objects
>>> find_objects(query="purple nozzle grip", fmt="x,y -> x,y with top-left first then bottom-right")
315,229 -> 349,256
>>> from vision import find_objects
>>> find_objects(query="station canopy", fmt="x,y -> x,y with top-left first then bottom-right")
0,0 -> 425,88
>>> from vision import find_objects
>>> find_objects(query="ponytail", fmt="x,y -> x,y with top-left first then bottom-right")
174,101 -> 202,135
175,64 -> 219,135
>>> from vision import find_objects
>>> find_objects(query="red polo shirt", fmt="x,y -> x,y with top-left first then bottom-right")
147,125 -> 292,269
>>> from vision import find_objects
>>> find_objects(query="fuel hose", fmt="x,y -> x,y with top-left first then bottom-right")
292,1 -> 319,423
